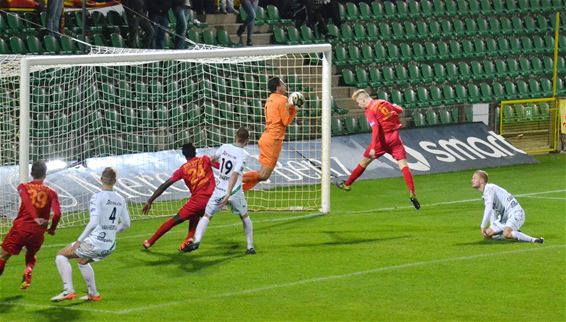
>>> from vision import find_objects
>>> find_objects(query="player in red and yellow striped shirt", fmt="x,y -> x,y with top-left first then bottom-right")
0,160 -> 61,289
336,89 -> 420,210
142,143 -> 216,250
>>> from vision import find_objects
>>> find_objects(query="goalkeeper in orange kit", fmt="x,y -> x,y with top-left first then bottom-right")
242,77 -> 300,191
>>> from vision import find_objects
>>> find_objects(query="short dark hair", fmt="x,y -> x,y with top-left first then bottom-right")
182,142 -> 196,159
101,167 -> 117,185
268,77 -> 282,93
31,160 -> 47,179
236,126 -> 249,143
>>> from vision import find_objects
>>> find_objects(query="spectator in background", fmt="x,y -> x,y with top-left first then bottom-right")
173,0 -> 191,49
123,0 -> 155,48
236,0 -> 258,46
219,0 -> 238,14
46,0 -> 64,37
146,0 -> 172,49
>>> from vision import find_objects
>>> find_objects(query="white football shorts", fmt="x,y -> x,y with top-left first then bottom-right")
74,238 -> 115,262
205,187 -> 248,217
490,207 -> 525,233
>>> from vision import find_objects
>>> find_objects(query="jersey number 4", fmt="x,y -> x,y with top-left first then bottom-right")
109,207 -> 116,223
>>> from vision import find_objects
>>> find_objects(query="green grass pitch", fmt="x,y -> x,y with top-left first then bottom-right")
1,154 -> 564,321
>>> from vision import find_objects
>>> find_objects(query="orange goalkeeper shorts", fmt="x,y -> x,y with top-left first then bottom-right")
258,136 -> 283,169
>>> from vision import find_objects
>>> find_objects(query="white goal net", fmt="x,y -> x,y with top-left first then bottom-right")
0,45 -> 331,238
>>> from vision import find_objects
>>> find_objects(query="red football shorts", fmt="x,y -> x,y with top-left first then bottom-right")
177,193 -> 210,220
363,131 -> 407,160
1,227 -> 44,256
258,136 -> 283,169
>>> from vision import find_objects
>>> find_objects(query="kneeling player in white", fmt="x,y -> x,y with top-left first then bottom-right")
472,170 -> 543,243
183,127 -> 255,254
51,168 -> 131,302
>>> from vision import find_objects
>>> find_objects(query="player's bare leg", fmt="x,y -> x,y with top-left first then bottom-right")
0,250 -> 11,276
243,166 -> 273,192
397,159 -> 420,210
337,158 -> 373,191
144,214 -> 184,249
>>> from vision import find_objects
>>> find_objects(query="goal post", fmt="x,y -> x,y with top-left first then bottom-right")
2,44 -> 332,237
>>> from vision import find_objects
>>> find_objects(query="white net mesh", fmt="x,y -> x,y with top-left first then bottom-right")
0,45 -> 329,237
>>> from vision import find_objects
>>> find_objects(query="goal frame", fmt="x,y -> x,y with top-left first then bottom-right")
18,44 -> 333,213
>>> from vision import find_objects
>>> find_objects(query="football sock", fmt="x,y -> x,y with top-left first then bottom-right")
24,254 -> 37,273
186,215 -> 199,240
148,217 -> 178,245
511,231 -> 535,242
242,216 -> 254,249
0,259 -> 6,276
345,165 -> 366,186
401,166 -> 415,195
78,263 -> 98,296
193,216 -> 210,243
55,255 -> 74,292
243,171 -> 260,192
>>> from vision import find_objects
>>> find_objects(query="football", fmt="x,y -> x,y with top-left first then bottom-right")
288,91 -> 305,107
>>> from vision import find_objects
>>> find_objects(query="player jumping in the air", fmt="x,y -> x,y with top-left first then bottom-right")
0,160 -> 61,289
242,77 -> 299,192
336,89 -> 420,210
142,143 -> 216,250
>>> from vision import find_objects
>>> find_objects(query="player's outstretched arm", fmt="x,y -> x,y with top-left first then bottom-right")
143,178 -> 175,214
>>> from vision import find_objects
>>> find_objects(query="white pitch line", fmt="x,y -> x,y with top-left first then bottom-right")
522,196 -> 566,201
119,244 -> 565,314
39,188 -> 566,249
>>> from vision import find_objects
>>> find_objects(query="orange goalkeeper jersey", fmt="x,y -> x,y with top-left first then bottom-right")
263,93 -> 297,140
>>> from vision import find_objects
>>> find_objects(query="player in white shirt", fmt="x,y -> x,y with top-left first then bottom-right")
182,127 -> 255,254
471,170 -> 543,243
51,167 -> 131,302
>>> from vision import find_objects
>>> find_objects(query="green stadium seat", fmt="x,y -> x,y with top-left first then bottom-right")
442,85 -> 456,105
516,80 -> 530,98
391,21 -> 405,40
360,44 -> 374,64
433,63 -> 446,82
373,43 -> 387,63
376,90 -> 389,100
536,15 -> 550,32
479,82 -> 493,99
347,45 -> 361,64
500,17 -> 513,34
334,46 -> 348,66
9,36 -> 27,54
218,29 -> 239,47
497,38 -> 510,54
371,1 -> 384,17
344,117 -> 358,134
300,25 -> 322,44
342,69 -> 355,86
407,0 -> 421,17
368,69 -> 383,88
432,0 -> 446,15
439,109 -> 452,124
483,60 -> 496,78
358,115 -> 370,132
378,22 -> 392,40
403,21 -> 417,39
445,63 -> 459,82
273,27 -> 287,44
425,110 -> 439,125
492,81 -> 505,100
506,58 -> 520,77
358,2 -> 372,20
467,83 -> 481,103
470,60 -> 484,80
331,118 -> 343,135
383,1 -> 397,19
391,89 -> 403,105
457,62 -> 472,80
394,65 -> 408,84
403,88 -> 417,108
415,20 -> 429,39
476,17 -> 489,35
412,111 -> 426,127
420,63 -> 434,82
202,29 -> 217,45
420,0 -> 434,17
528,79 -> 542,96
287,26 -> 301,45
449,40 -> 462,58
43,35 -> 61,54
340,24 -> 354,42
0,38 -> 10,54
411,42 -> 425,61
415,86 -> 429,107
365,22 -> 379,41
110,33 -> 125,47
472,38 -> 486,57
408,64 -> 420,83
540,78 -> 552,96
345,2 -> 360,21
26,35 -> 44,54
520,36 -> 534,54
429,85 -> 443,106
454,84 -> 468,103
355,67 -> 369,87
428,20 -> 441,38
396,0 -> 410,18
424,42 -> 438,60
437,41 -> 450,60
382,66 -> 395,85
386,43 -> 400,61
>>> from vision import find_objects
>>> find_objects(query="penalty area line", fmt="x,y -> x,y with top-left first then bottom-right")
119,244 -> 565,314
